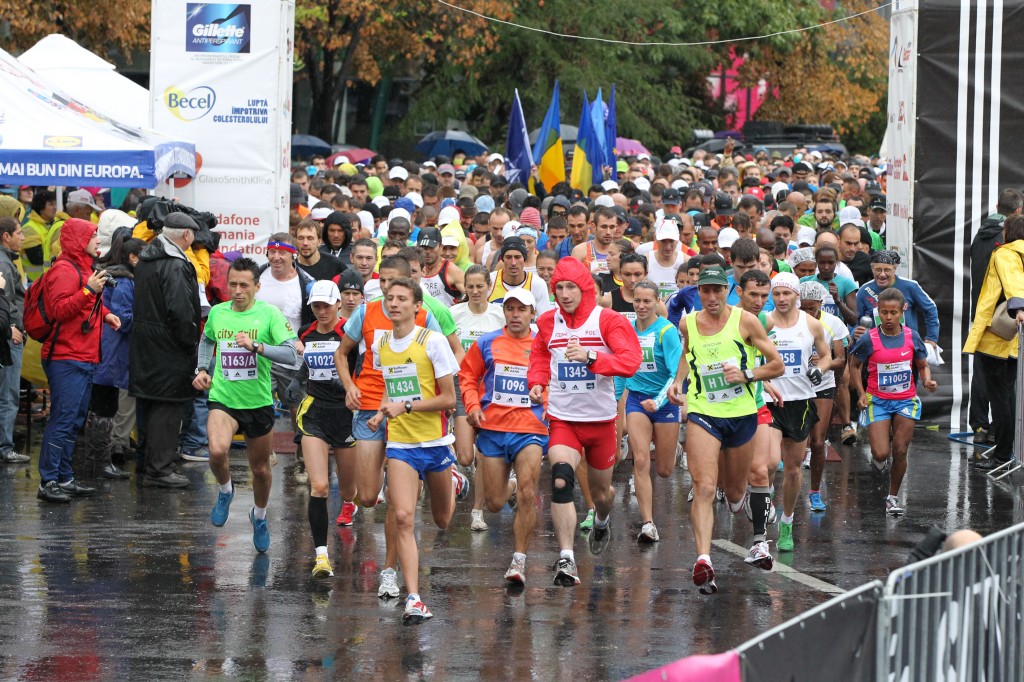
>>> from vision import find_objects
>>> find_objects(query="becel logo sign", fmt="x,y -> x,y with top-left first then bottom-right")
165,86 -> 217,122
186,3 -> 252,54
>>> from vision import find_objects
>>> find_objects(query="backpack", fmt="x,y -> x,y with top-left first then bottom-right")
23,260 -> 84,346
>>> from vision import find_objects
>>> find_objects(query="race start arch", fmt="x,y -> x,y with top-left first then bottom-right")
887,0 -> 1024,424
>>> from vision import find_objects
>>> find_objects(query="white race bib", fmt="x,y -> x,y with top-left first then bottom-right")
304,340 -> 340,381
492,364 -> 530,407
220,340 -> 257,381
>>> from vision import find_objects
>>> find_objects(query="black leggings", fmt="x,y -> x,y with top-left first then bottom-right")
89,384 -> 120,419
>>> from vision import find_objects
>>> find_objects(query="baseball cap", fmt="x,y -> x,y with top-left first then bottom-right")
503,287 -> 536,307
405,191 -> 424,209
662,188 -> 682,205
713,191 -> 734,215
308,280 -> 342,305
601,180 -> 619,192
697,266 -> 729,287
310,207 -> 333,221
838,205 -> 865,227
337,269 -> 364,294
870,195 -> 887,211
593,195 -> 615,208
67,188 -> 101,211
332,155 -> 350,167
421,160 -> 437,170
624,218 -> 643,237
717,227 -> 740,249
437,163 -> 455,176
796,226 -> 817,246
612,206 -> 628,223
416,227 -> 443,248
487,152 -> 504,164
388,166 -> 409,181
654,218 -> 679,241
691,212 -> 711,228
792,161 -> 813,174
634,177 -> 651,192
441,234 -> 460,248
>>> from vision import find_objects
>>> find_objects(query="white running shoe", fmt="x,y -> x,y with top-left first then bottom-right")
885,495 -> 905,516
378,568 -> 400,599
637,521 -> 660,543
470,509 -> 488,531
744,540 -> 774,571
802,448 -> 811,469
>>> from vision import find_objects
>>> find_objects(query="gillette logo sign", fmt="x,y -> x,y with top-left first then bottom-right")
165,86 -> 217,121
186,4 -> 252,53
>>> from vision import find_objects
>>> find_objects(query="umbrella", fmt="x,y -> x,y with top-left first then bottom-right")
327,147 -> 376,166
291,134 -> 332,160
615,137 -> 650,156
528,124 -> 578,145
416,130 -> 488,159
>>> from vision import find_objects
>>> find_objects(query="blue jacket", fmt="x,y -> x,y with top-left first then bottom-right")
856,276 -> 939,342
94,266 -> 134,389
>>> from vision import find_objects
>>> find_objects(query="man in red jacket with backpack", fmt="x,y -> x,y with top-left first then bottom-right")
32,218 -> 121,503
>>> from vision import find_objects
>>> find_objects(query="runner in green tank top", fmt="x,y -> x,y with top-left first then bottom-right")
668,266 -> 783,595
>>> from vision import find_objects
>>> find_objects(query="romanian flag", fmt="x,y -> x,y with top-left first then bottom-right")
532,81 -> 565,190
570,91 -> 602,191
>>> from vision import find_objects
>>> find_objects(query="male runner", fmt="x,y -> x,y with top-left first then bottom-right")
460,288 -> 547,583
527,258 -> 641,586
668,265 -> 783,594
418,226 -> 464,307
488,237 -> 551,313
365,277 -> 466,624
572,206 -> 617,275
764,273 -> 832,552
194,258 -> 299,553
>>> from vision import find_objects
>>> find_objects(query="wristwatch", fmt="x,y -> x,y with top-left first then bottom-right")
586,350 -> 598,366
256,342 -> 264,355
743,368 -> 755,383
404,400 -> 413,414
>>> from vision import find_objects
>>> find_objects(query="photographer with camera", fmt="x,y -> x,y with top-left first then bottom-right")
36,218 -> 121,503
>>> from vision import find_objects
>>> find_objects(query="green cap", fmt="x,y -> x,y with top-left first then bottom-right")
616,160 -> 629,173
697,266 -> 728,287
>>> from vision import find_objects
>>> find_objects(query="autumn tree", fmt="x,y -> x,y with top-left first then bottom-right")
406,0 -> 825,156
738,0 -> 889,152
0,0 -> 150,59
294,0 -> 512,141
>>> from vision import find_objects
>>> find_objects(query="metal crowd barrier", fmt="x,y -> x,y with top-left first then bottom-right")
875,522 -> 1024,681
986,326 -> 1024,480
735,581 -> 882,682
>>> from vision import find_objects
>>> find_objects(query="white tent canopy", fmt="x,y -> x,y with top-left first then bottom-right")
0,47 -> 194,188
18,34 -> 150,130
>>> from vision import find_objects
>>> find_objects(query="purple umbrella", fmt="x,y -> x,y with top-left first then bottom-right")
616,137 -> 650,156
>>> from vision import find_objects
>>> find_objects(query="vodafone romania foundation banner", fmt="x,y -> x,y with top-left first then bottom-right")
150,1 -> 295,258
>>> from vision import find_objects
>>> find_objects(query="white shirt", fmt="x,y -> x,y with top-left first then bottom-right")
450,303 -> 505,352
257,269 -> 303,369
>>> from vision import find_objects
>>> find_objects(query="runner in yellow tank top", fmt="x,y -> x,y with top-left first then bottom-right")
668,266 -> 784,595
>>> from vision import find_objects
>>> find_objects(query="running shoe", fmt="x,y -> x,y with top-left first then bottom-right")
293,459 -> 308,484
403,596 -> 433,625
250,508 -> 270,553
378,568 -> 400,598
808,491 -> 827,513
210,486 -> 234,527
693,558 -> 717,595
470,509 -> 488,531
744,541 -> 774,571
553,557 -> 580,586
885,495 -> 905,516
589,519 -> 611,555
311,554 -> 334,578
451,465 -> 470,502
504,555 -> 526,584
336,501 -> 358,526
579,508 -> 595,531
715,487 -> 726,503
777,460 -> 785,472
777,521 -> 794,552
637,521 -> 660,543
840,426 -> 857,445
507,471 -> 518,510
179,448 -> 210,463
687,487 -> 695,503
802,448 -> 811,469
768,500 -> 777,525
628,474 -> 635,495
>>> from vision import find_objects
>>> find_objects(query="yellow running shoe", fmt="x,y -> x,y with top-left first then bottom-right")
312,554 -> 334,578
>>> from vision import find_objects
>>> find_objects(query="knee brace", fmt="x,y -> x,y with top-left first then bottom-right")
551,462 -> 576,504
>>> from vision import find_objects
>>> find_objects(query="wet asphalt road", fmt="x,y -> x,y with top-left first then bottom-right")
0,425 -> 1020,680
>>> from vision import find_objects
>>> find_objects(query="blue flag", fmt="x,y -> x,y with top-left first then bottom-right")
590,87 -> 607,168
505,89 -> 534,185
605,84 -> 618,179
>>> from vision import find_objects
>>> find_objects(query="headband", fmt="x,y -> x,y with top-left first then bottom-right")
266,241 -> 297,254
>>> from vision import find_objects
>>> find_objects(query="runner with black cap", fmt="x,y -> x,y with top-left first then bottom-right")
419,226 -> 464,307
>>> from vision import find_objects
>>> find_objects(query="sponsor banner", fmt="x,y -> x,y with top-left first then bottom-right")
151,0 -> 293,260
886,0 -> 918,278
0,150 -> 153,187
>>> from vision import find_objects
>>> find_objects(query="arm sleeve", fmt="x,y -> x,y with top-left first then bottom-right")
458,343 -> 486,414
654,324 -> 684,409
197,335 -> 216,370
909,281 -> 939,342
592,309 -> 643,377
343,305 -> 365,342
262,338 -> 298,365
527,312 -> 554,389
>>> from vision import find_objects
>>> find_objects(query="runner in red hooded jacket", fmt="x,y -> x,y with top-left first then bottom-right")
36,218 -> 121,504
528,257 -> 641,586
